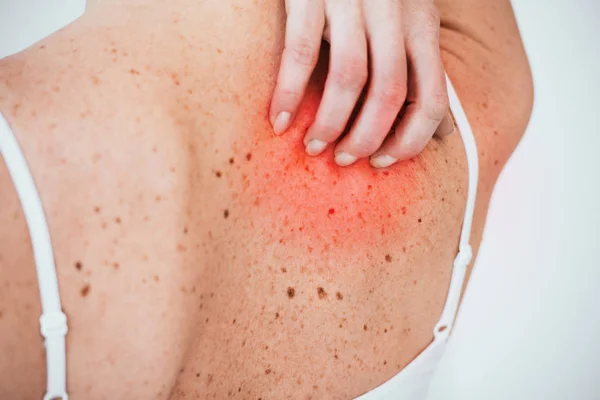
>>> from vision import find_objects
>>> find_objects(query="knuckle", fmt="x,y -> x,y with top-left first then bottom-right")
278,87 -> 304,103
330,54 -> 368,90
349,134 -> 382,155
404,145 -> 426,160
423,91 -> 449,121
396,134 -> 429,159
375,78 -> 408,107
313,119 -> 344,140
288,35 -> 319,67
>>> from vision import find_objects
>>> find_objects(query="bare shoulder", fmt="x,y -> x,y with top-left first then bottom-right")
437,0 -> 534,184
433,0 -> 534,286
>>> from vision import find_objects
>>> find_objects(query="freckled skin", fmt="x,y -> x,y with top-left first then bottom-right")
234,52 -> 445,260
0,1 -> 533,399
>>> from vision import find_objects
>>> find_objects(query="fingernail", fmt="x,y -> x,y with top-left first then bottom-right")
305,139 -> 327,156
335,152 -> 358,167
370,155 -> 398,168
273,112 -> 291,135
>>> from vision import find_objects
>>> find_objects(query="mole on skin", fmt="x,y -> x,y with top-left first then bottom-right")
286,287 -> 295,299
317,287 -> 327,299
80,284 -> 91,297
235,58 -> 433,259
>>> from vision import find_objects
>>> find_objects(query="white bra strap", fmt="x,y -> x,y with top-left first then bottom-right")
433,74 -> 479,337
0,114 -> 69,400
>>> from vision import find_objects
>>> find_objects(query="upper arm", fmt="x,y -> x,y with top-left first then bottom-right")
437,0 -> 534,187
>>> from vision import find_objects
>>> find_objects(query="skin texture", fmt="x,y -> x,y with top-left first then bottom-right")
241,49 -> 454,256
0,0 -> 533,399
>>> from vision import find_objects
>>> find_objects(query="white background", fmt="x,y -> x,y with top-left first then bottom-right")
0,1 -> 598,399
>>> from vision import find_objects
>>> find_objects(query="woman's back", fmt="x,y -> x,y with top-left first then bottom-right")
0,0 -> 533,398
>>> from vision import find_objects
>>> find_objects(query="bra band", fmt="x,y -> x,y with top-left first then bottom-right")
0,114 -> 69,400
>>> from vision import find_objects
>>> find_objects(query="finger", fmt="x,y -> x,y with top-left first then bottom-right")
370,5 -> 448,167
270,0 -> 325,135
435,113 -> 455,137
303,2 -> 368,158
333,0 -> 406,166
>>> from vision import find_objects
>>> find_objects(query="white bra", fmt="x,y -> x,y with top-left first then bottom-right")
0,74 -> 477,400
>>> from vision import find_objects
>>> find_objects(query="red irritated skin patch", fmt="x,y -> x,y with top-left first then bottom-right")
230,53 -> 447,259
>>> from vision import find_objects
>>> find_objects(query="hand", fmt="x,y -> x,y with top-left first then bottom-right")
269,0 -> 455,168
